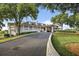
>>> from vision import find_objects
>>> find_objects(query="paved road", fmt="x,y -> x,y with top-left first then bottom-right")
0,32 -> 50,56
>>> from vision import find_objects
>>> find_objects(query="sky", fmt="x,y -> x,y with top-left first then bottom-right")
23,8 -> 61,24
2,7 -> 71,30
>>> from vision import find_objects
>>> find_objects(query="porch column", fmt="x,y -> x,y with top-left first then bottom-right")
45,27 -> 47,32
51,27 -> 54,33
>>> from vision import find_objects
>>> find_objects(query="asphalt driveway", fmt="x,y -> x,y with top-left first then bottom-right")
0,32 -> 50,56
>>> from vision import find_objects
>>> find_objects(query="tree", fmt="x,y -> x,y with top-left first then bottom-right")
66,15 -> 75,27
0,4 -> 8,30
1,4 -> 39,35
39,3 -> 79,30
51,13 -> 68,29
67,13 -> 79,30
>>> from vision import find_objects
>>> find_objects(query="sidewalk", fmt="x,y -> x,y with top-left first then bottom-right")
46,33 -> 59,56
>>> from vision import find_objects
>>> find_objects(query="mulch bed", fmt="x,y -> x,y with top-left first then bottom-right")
65,42 -> 79,56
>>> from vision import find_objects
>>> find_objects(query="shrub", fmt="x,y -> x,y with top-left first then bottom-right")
4,34 -> 10,38
0,31 -> 5,34
20,31 -> 37,35
56,30 -> 76,33
4,34 -> 14,38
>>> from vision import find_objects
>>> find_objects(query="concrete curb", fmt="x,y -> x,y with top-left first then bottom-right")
0,32 -> 37,44
46,33 -> 60,56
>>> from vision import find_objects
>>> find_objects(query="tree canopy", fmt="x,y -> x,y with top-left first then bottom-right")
0,3 -> 39,35
41,3 -> 79,30
0,3 -> 79,33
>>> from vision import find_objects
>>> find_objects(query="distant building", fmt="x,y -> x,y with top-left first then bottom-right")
8,22 -> 54,35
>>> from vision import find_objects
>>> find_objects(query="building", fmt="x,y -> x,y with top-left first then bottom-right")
8,22 -> 54,35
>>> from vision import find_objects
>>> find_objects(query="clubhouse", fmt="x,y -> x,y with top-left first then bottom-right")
8,22 -> 57,35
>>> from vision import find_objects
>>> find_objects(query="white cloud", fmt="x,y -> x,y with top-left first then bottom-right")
63,24 -> 71,30
42,20 -> 53,25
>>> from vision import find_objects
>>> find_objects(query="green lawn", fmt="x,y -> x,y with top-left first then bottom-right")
0,36 -> 20,43
0,31 -> 36,43
52,32 -> 79,56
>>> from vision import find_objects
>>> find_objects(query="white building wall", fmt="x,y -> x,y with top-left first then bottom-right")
8,23 -> 53,35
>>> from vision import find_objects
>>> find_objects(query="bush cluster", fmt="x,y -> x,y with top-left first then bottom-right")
19,31 -> 37,35
4,34 -> 14,38
56,30 -> 76,33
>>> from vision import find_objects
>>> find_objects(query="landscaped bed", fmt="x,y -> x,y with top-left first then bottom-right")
52,32 -> 79,56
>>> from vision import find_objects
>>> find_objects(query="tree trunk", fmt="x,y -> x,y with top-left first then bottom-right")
60,24 -> 63,30
17,18 -> 22,35
17,22 -> 21,35
61,25 -> 63,30
15,18 -> 21,35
